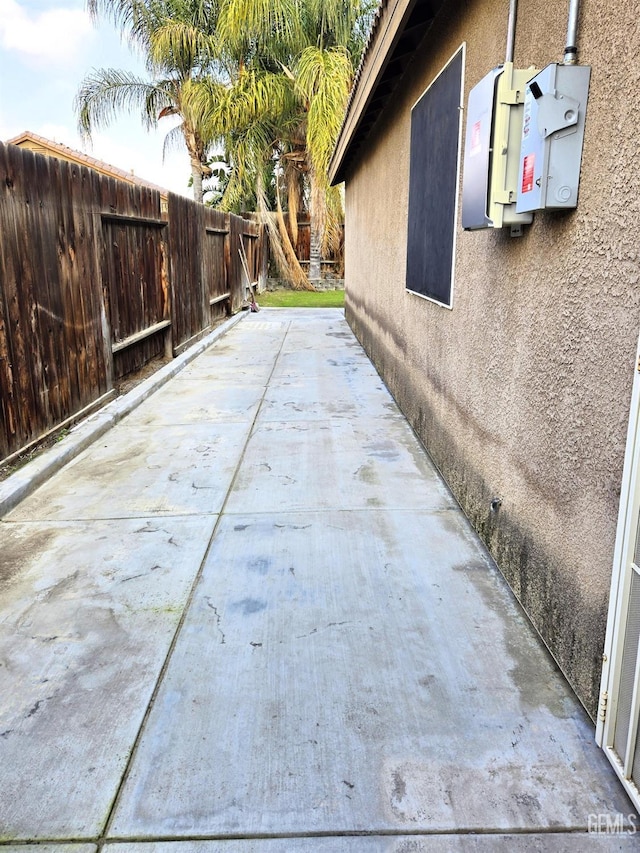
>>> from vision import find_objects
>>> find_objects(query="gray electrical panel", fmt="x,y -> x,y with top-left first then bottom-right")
516,63 -> 591,212
462,63 -> 536,231
461,67 -> 502,230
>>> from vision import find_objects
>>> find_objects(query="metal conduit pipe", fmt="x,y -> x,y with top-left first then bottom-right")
505,0 -> 518,63
564,0 -> 580,64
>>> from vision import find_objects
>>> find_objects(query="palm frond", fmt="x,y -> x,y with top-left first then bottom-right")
75,68 -> 173,138
282,156 -> 304,244
296,45 -> 352,175
148,19 -> 221,76
274,188 -> 314,289
217,0 -> 303,58
161,122 -> 187,158
323,182 -> 344,261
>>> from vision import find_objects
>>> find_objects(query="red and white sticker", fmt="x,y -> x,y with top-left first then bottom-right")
521,153 -> 535,193
470,121 -> 482,156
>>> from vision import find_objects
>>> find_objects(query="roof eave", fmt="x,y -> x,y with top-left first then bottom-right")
329,0 -> 445,185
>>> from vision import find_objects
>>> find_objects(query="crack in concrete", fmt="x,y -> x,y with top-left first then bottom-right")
296,620 -> 352,639
25,699 -> 42,718
204,598 -> 226,645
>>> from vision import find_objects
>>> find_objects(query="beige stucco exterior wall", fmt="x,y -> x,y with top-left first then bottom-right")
343,0 -> 640,718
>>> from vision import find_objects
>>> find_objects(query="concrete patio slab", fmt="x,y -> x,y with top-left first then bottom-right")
259,374 -> 402,423
220,318 -> 291,348
175,334 -> 288,385
224,418 -> 452,513
175,359 -> 275,384
0,315 -> 248,519
122,381 -> 266,428
7,422 -> 250,521
110,508 -> 627,837
270,348 -> 380,382
0,308 -> 635,849
279,327 -> 367,354
0,516 -> 216,839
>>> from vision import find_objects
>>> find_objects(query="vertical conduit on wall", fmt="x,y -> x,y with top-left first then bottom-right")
504,0 -> 583,68
505,0 -> 518,63
564,0 -> 580,63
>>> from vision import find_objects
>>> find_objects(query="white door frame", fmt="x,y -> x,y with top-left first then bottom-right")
597,332 -> 640,810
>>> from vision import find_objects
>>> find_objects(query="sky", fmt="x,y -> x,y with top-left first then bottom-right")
0,0 -> 193,196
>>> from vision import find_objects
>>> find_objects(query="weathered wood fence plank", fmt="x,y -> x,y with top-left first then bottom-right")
0,144 -> 111,460
203,208 -> 230,327
99,176 -> 172,379
168,194 -> 207,353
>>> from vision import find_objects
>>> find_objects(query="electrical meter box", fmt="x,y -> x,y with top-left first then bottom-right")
462,62 -> 537,230
516,63 -> 591,213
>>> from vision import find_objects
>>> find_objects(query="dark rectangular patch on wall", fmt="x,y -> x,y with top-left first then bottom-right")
406,47 -> 464,307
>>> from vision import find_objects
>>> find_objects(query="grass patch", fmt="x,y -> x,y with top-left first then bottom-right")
257,289 -> 345,308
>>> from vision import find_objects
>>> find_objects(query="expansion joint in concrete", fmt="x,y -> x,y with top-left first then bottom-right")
96,321 -> 293,841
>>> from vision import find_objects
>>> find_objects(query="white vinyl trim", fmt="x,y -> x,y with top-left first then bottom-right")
597,331 -> 640,811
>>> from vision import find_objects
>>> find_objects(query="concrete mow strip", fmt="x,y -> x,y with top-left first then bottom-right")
104,837 -> 640,852
0,847 -> 97,853
109,510 -> 628,837
0,515 -> 217,839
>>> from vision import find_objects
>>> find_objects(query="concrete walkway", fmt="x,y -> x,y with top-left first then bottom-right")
0,309 -> 636,851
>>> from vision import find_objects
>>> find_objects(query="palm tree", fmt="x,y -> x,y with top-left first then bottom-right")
295,44 -> 354,280
275,0 -> 375,279
186,0 -> 374,283
76,0 -> 221,201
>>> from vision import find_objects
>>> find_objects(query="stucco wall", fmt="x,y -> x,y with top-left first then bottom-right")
343,0 -> 640,718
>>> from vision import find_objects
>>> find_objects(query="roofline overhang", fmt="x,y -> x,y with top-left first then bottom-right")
329,0 -> 445,185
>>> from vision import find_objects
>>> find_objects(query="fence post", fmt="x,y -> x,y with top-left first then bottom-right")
224,213 -> 232,312
160,237 -> 173,359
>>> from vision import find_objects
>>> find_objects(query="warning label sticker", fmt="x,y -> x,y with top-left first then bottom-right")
521,153 -> 535,194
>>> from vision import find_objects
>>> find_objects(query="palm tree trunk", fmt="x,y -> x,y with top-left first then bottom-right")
191,160 -> 204,202
309,227 -> 322,281
308,167 -> 325,282
275,203 -> 315,290
273,183 -> 315,290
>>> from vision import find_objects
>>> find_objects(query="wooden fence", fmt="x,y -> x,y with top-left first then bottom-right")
0,141 -> 266,463
294,219 -> 344,275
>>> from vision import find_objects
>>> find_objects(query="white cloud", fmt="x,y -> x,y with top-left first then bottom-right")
0,4 -> 192,198
0,0 -> 93,65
